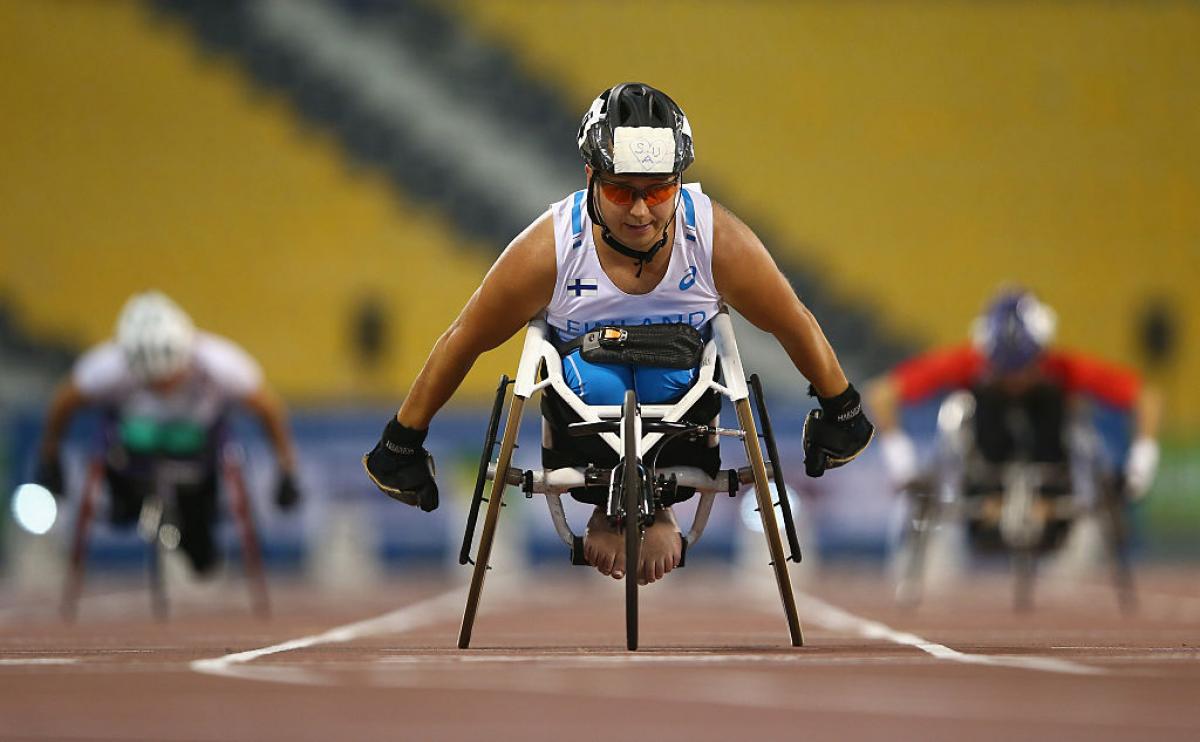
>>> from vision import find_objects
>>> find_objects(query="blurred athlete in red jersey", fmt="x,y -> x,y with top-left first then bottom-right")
868,288 -> 1162,499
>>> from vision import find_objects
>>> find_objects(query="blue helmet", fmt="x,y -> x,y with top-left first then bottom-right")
970,289 -> 1057,373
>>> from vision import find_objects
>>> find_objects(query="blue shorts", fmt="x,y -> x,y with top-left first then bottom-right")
561,350 -> 698,406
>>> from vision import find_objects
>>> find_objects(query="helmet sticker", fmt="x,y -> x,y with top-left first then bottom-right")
613,127 -> 676,174
577,93 -> 608,150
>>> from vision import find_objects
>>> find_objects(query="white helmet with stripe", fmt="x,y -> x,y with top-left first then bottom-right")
115,291 -> 196,382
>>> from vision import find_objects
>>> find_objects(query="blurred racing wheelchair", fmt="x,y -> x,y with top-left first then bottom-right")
458,311 -> 804,650
893,387 -> 1137,613
60,416 -> 270,622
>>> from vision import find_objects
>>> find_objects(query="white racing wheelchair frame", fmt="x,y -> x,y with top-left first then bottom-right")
457,311 -> 804,650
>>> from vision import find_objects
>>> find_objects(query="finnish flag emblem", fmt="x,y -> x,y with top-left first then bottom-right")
567,278 -> 599,297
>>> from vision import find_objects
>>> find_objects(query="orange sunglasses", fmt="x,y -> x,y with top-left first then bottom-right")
595,175 -> 681,207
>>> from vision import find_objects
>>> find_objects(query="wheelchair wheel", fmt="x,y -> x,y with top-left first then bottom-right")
895,486 -> 937,609
749,374 -> 801,562
623,389 -> 641,651
460,375 -> 510,565
1012,547 -> 1036,612
735,398 -> 804,646
1100,481 -> 1138,614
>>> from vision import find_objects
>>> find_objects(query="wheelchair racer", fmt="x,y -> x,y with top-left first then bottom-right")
365,82 -> 873,584
33,291 -> 301,575
867,288 -> 1163,502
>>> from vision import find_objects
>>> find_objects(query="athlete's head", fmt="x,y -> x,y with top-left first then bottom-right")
577,83 -> 694,266
970,288 -> 1057,375
115,290 -> 196,385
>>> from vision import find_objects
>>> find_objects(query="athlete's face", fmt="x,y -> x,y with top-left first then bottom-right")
147,367 -> 189,394
993,363 -> 1045,395
587,167 -> 679,251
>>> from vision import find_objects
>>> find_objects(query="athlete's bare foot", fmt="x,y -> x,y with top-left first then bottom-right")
639,507 -> 683,585
583,507 -> 626,579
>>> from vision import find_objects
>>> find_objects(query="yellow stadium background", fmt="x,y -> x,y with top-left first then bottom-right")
2,0 -> 1196,433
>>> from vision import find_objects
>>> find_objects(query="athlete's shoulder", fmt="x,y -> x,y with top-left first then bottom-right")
71,340 -> 129,396
708,196 -> 771,285
194,331 -> 250,360
903,343 -> 982,367
480,209 -> 557,313
892,344 -> 984,402
1041,347 -> 1140,385
503,208 -> 557,267
708,197 -> 756,246
501,207 -> 557,264
193,332 -> 263,394
1042,347 -> 1129,370
550,188 -> 587,212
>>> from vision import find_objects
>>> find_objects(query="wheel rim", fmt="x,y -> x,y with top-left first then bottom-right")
623,389 -> 640,650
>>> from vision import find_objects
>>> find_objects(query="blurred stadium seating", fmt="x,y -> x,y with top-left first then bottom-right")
1,0 -> 1196,572
454,0 -> 1200,428
0,0 -> 520,403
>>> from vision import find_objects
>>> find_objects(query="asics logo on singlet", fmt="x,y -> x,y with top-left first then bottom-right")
679,266 -> 698,291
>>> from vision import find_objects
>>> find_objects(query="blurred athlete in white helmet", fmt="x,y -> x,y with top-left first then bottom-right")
34,291 -> 301,575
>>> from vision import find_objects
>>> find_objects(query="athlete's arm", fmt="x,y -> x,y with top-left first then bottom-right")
711,202 -> 872,476
1052,351 -> 1166,498
1135,384 -> 1163,439
37,380 -> 88,463
866,375 -> 903,434
31,380 -> 90,495
396,212 -> 558,429
867,345 -> 984,433
711,202 -> 848,397
242,385 -> 298,474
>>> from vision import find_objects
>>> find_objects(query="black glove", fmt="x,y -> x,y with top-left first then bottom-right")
34,454 -> 65,498
802,383 -> 875,477
275,471 -> 301,511
362,418 -> 438,512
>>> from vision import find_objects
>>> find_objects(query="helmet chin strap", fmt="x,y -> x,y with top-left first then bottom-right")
586,176 -> 674,278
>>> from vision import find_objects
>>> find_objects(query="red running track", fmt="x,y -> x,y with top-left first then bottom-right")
2,566 -> 1199,741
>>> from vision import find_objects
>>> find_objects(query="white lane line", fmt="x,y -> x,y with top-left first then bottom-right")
796,591 -> 1108,676
0,658 -> 80,666
189,571 -> 532,681
190,576 -> 1104,682
190,580 -> 499,680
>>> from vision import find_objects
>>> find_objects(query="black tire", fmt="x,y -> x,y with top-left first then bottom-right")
460,375 -> 509,565
1013,548 -> 1035,613
896,492 -> 933,609
623,389 -> 640,651
750,374 -> 802,562
1100,482 -> 1137,614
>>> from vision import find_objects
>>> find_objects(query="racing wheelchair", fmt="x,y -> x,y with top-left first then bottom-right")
60,421 -> 270,622
893,390 -> 1137,613
458,311 -> 804,650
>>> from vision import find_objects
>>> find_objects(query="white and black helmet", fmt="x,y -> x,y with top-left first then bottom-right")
578,82 -> 694,176
115,291 -> 196,382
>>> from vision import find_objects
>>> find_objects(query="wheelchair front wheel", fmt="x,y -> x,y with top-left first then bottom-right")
623,389 -> 641,651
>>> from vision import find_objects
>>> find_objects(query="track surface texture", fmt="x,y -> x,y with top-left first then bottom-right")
2,565 -> 1199,741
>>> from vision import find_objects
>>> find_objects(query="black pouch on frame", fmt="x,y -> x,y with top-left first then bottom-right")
561,324 -> 704,369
